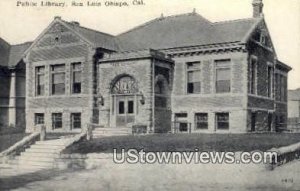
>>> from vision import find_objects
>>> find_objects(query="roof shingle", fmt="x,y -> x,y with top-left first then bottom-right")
117,13 -> 261,51
7,42 -> 32,67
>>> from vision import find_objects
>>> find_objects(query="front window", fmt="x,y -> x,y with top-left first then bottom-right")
216,113 -> 229,130
186,62 -> 201,94
72,62 -> 82,94
36,66 -> 45,96
267,65 -> 273,98
71,113 -> 81,129
249,57 -> 257,94
215,60 -> 231,93
51,64 -> 65,95
52,113 -> 62,129
195,113 -> 208,129
276,74 -> 287,102
35,113 -> 44,125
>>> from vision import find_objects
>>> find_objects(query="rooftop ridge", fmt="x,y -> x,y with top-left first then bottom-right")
212,17 -> 259,25
63,20 -> 115,37
117,12 -> 211,36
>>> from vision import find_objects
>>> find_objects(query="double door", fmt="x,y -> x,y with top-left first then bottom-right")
115,95 -> 135,127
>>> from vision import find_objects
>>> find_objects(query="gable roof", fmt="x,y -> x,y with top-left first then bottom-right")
7,42 -> 32,68
62,21 -> 119,51
0,38 -> 11,67
4,12 -> 268,63
117,13 -> 262,51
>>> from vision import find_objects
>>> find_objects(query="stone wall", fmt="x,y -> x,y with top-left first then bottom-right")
25,22 -> 94,132
98,58 -> 152,130
170,51 -> 248,132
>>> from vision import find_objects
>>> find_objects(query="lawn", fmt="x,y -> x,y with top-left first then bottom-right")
0,133 -> 29,152
63,133 -> 300,154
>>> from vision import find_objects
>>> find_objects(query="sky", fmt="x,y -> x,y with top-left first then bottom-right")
0,0 -> 299,89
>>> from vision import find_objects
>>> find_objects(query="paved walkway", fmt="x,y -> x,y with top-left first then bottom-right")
1,159 -> 300,191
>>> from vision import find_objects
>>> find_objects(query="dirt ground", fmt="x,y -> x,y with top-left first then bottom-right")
1,160 -> 300,191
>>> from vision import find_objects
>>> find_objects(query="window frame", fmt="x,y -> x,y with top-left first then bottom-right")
249,56 -> 258,95
186,61 -> 202,94
71,113 -> 81,129
52,113 -> 63,129
195,113 -> 208,130
51,64 -> 66,96
215,59 -> 231,94
216,112 -> 229,130
35,66 -> 45,96
35,113 -> 44,125
267,63 -> 273,98
71,62 -> 82,94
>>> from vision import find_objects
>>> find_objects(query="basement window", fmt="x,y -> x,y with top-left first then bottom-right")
195,113 -> 208,129
52,113 -> 62,129
35,113 -> 44,125
71,113 -> 81,129
216,113 -> 229,130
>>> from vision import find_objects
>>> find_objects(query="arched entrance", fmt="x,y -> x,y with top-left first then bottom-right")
110,75 -> 138,127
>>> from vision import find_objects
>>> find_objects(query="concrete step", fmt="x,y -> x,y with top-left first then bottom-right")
93,134 -> 131,138
21,151 -> 60,158
35,141 -> 68,146
93,131 -> 131,135
18,159 -> 54,167
17,164 -> 53,170
24,147 -> 61,154
30,144 -> 65,149
93,128 -> 131,132
19,155 -> 56,162
93,130 -> 131,134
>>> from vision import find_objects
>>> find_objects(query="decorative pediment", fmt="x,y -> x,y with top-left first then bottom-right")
111,76 -> 138,94
36,23 -> 81,48
249,20 -> 275,53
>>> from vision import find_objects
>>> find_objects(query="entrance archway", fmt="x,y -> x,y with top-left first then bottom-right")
111,75 -> 138,127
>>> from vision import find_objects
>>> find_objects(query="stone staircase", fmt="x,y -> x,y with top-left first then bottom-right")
92,127 -> 132,138
4,137 -> 73,170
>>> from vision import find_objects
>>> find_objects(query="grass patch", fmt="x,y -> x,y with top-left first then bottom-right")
64,133 -> 300,154
0,133 -> 29,152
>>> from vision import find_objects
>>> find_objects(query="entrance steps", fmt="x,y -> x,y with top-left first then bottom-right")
92,127 -> 132,138
3,138 -> 73,170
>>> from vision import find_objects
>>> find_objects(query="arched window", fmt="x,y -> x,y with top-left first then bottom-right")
111,75 -> 138,94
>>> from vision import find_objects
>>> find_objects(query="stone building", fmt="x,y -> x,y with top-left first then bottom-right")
1,0 -> 291,133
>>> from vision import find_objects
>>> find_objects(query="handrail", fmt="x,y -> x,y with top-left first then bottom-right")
0,131 -> 40,158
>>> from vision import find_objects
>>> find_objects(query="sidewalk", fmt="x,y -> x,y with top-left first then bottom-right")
1,159 -> 299,191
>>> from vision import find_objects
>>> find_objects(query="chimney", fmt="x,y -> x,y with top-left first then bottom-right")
54,16 -> 61,20
252,0 -> 264,18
